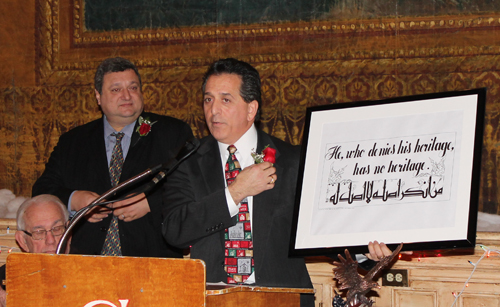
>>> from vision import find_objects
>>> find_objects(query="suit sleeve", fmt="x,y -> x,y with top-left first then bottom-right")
162,156 -> 235,249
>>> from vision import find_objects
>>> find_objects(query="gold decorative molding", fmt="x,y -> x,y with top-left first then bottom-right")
34,0 -> 500,86
72,0 -> 500,47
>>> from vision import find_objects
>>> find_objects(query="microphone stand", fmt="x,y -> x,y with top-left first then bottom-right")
56,138 -> 200,254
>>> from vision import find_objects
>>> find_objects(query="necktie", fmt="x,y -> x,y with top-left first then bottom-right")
224,145 -> 254,284
102,132 -> 125,256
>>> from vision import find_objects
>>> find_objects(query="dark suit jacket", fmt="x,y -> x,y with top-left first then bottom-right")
32,112 -> 193,257
162,129 -> 314,306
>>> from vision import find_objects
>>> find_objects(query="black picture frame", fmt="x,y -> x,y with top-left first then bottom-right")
290,88 -> 486,256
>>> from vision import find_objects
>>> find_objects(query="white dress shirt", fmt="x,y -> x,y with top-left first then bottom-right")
217,124 -> 258,283
68,116 -> 135,214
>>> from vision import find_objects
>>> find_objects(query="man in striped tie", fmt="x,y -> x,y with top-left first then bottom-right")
32,57 -> 193,257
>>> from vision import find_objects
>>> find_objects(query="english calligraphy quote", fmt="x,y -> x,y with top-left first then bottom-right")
293,93 -> 482,252
323,134 -> 453,207
311,111 -> 461,237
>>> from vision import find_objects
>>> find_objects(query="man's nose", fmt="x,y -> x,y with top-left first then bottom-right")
211,100 -> 221,115
45,231 -> 56,244
122,88 -> 131,100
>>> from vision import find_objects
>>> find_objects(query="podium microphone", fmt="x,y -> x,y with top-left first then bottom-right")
55,137 -> 200,254
140,137 -> 200,194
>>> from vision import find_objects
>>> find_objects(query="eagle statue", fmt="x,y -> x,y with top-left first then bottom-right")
332,243 -> 403,307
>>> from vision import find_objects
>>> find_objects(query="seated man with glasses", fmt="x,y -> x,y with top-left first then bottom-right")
15,194 -> 69,254
0,194 -> 70,306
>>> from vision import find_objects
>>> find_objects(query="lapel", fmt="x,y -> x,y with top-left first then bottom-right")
130,111 -> 146,148
197,136 -> 225,197
253,129 -> 283,209
120,113 -> 146,180
253,131 -> 283,264
92,117 -> 113,190
130,121 -> 141,149
196,136 -> 227,248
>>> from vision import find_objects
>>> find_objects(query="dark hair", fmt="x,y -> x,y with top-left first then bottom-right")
94,57 -> 142,94
202,58 -> 262,121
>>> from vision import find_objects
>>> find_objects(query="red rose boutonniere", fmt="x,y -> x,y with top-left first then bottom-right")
136,116 -> 157,137
251,145 -> 277,164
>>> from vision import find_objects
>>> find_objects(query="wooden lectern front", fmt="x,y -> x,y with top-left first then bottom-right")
206,284 -> 314,306
5,253 -> 314,306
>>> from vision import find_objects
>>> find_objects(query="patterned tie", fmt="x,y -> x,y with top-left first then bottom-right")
224,145 -> 254,284
101,132 -> 125,256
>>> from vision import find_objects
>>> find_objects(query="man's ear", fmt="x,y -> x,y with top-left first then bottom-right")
15,231 -> 29,253
247,100 -> 259,122
95,89 -> 101,105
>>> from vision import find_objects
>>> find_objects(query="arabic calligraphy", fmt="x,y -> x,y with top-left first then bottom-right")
328,176 -> 444,205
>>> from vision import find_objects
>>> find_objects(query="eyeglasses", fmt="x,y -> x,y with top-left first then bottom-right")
22,225 -> 66,240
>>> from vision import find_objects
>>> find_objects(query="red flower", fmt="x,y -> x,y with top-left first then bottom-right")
135,116 -> 157,137
262,147 -> 277,164
138,123 -> 151,135
251,145 -> 277,164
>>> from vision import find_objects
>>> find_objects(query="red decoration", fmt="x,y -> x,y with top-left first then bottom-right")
135,116 -> 157,137
251,144 -> 277,164
138,123 -> 151,135
262,146 -> 277,163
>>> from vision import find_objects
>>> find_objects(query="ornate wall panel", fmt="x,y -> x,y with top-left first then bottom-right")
2,0 -> 500,217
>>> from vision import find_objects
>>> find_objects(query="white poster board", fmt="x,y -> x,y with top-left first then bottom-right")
290,89 -> 485,255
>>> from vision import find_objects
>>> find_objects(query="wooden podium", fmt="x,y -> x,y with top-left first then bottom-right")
5,253 -> 314,306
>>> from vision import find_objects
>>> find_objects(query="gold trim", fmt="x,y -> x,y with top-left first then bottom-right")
73,0 -> 500,45
37,0 -> 500,84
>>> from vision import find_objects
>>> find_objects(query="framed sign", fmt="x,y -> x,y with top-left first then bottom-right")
290,89 -> 486,256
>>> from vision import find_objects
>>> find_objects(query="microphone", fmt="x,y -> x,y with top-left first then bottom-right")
140,137 -> 200,193
55,137 -> 200,254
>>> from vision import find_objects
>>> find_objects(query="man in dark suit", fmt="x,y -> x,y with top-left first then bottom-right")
32,57 -> 193,257
162,58 -> 395,307
162,58 -> 315,306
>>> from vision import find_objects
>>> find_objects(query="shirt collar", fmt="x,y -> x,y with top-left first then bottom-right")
218,124 -> 258,163
103,115 -> 136,138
